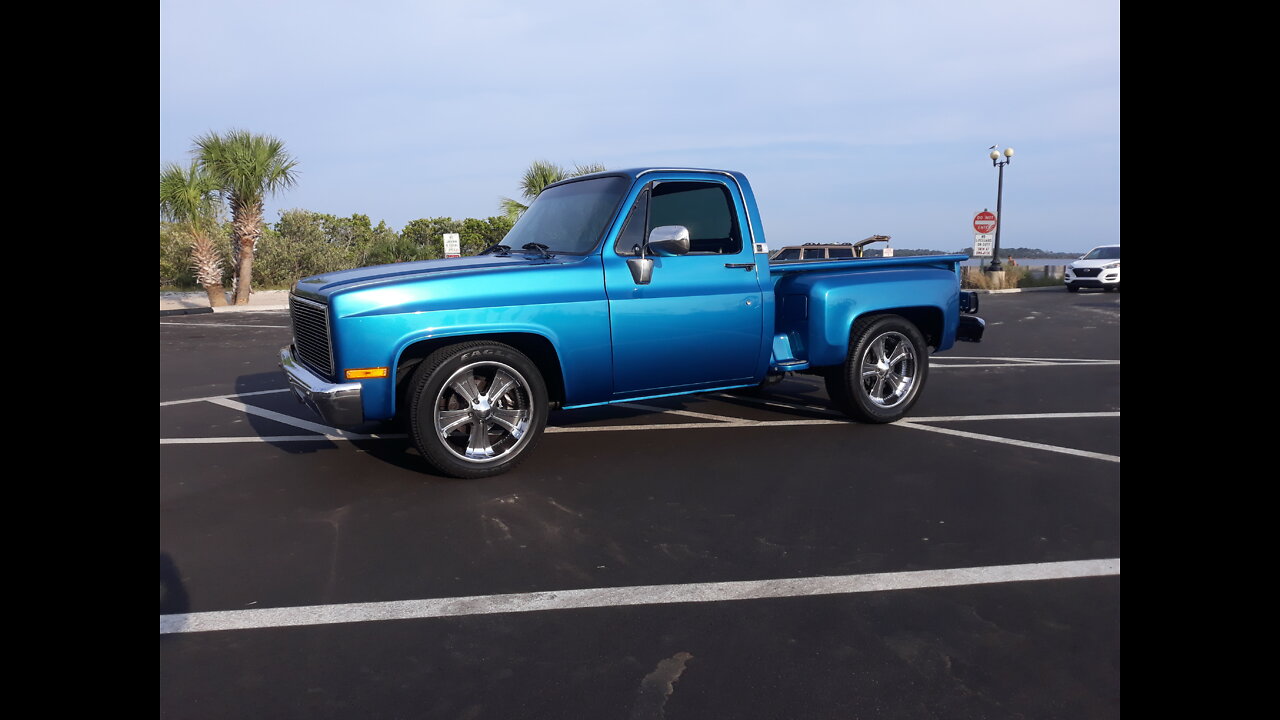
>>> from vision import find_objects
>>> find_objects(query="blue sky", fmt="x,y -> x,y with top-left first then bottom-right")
160,0 -> 1119,253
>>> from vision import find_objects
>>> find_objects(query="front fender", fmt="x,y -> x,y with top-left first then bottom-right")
332,303 -> 611,421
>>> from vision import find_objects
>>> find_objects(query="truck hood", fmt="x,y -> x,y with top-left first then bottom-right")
291,254 -> 584,301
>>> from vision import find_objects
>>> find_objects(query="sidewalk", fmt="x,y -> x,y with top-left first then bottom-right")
161,289 -> 290,313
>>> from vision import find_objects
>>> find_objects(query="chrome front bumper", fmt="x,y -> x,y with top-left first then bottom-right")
279,346 -> 364,428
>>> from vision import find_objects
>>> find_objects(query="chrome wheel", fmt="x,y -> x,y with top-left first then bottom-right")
858,331 -> 918,408
434,361 -> 533,463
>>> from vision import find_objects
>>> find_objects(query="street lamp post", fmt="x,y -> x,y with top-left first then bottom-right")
986,147 -> 1015,272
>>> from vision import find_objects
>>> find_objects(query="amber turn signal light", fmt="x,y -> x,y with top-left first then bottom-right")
344,367 -> 389,379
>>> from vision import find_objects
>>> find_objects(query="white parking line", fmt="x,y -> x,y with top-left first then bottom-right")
711,394 -> 842,415
934,356 -> 1118,363
159,558 -> 1120,635
910,412 -> 1120,422
894,421 -> 1120,463
159,389 -> 291,407
161,434 -> 407,445
932,361 -> 1120,369
160,322 -> 290,328
616,402 -> 741,423
208,397 -> 391,439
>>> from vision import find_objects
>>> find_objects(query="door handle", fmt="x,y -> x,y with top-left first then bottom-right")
724,263 -> 756,271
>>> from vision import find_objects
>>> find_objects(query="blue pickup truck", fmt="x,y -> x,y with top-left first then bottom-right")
281,168 -> 984,477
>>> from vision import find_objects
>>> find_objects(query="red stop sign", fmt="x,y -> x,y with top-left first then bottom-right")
973,211 -> 997,234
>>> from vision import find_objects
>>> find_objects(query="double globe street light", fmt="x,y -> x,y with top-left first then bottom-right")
986,147 -> 1015,272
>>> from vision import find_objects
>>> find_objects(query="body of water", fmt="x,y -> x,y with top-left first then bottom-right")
960,257 -> 1075,266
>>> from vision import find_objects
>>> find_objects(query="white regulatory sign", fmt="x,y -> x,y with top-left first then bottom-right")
973,233 -> 995,258
882,247 -> 894,257
443,233 -> 461,258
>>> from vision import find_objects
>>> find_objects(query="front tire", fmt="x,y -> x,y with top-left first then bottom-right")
826,314 -> 928,423
1067,283 -> 1079,292
408,341 -> 548,479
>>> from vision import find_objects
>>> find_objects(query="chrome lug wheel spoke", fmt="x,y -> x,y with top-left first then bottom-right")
888,343 -> 912,368
465,420 -> 494,459
490,408 -> 527,437
437,409 -> 471,435
487,371 -> 519,405
451,376 -> 482,405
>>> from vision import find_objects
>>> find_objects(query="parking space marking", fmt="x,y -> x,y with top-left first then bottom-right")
933,360 -> 1120,369
547,419 -> 846,433
159,389 -> 291,407
894,421 -> 1120,463
159,557 -> 1120,635
208,397 -> 404,440
615,402 -> 743,423
711,394 -> 843,416
160,322 -> 291,328
161,434 -> 407,445
910,411 -> 1120,422
934,356 -> 1118,363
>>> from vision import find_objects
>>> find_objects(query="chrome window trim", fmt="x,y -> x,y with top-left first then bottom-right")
635,169 -> 758,247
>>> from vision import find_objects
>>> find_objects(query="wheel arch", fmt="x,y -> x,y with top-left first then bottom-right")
393,332 -> 566,419
848,306 -> 944,352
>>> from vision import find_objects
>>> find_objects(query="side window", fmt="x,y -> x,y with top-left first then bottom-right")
803,247 -> 826,259
649,181 -> 742,255
827,247 -> 853,258
774,248 -> 800,260
613,186 -> 650,256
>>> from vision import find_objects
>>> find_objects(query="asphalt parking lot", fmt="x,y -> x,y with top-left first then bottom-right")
159,289 -> 1120,719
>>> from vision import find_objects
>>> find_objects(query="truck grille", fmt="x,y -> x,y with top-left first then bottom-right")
1073,267 -> 1101,277
289,295 -> 334,378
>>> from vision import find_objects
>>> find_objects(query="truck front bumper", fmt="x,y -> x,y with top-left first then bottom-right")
279,345 -> 365,428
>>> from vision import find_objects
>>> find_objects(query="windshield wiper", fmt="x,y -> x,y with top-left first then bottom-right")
481,243 -> 512,256
522,242 -> 554,258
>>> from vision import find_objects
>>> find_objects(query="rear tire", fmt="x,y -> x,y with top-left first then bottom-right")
826,314 -> 928,423
408,341 -> 548,479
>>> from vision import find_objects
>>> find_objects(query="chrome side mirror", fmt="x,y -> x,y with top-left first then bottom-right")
627,257 -> 654,285
647,226 -> 690,256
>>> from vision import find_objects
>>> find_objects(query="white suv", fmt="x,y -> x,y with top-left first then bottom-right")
1065,244 -> 1120,292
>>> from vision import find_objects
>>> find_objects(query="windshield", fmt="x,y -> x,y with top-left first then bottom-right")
502,176 -> 630,255
1083,246 -> 1121,260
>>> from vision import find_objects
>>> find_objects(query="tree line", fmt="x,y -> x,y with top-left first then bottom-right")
160,212 -> 514,290
162,129 -> 602,300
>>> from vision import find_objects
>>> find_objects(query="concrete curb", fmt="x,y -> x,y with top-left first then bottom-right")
160,307 -> 215,317
211,304 -> 290,313
161,290 -> 290,314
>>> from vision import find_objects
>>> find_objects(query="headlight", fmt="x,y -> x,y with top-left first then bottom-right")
1104,262 -> 1120,269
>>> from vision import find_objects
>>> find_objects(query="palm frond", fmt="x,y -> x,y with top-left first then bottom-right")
194,129 -> 299,205
159,161 -> 220,226
570,163 -> 607,177
518,160 -> 567,202
499,196 -> 528,220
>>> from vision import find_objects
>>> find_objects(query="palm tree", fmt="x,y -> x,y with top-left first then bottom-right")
500,161 -> 607,220
160,162 -> 227,307
194,130 -> 299,304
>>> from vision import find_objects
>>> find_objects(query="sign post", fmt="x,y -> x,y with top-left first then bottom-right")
443,233 -> 461,258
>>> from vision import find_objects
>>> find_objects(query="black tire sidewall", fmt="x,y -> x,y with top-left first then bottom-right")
409,342 -> 548,479
841,316 -> 929,423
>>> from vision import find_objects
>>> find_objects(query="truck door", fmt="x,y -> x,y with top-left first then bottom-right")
602,176 -> 764,396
